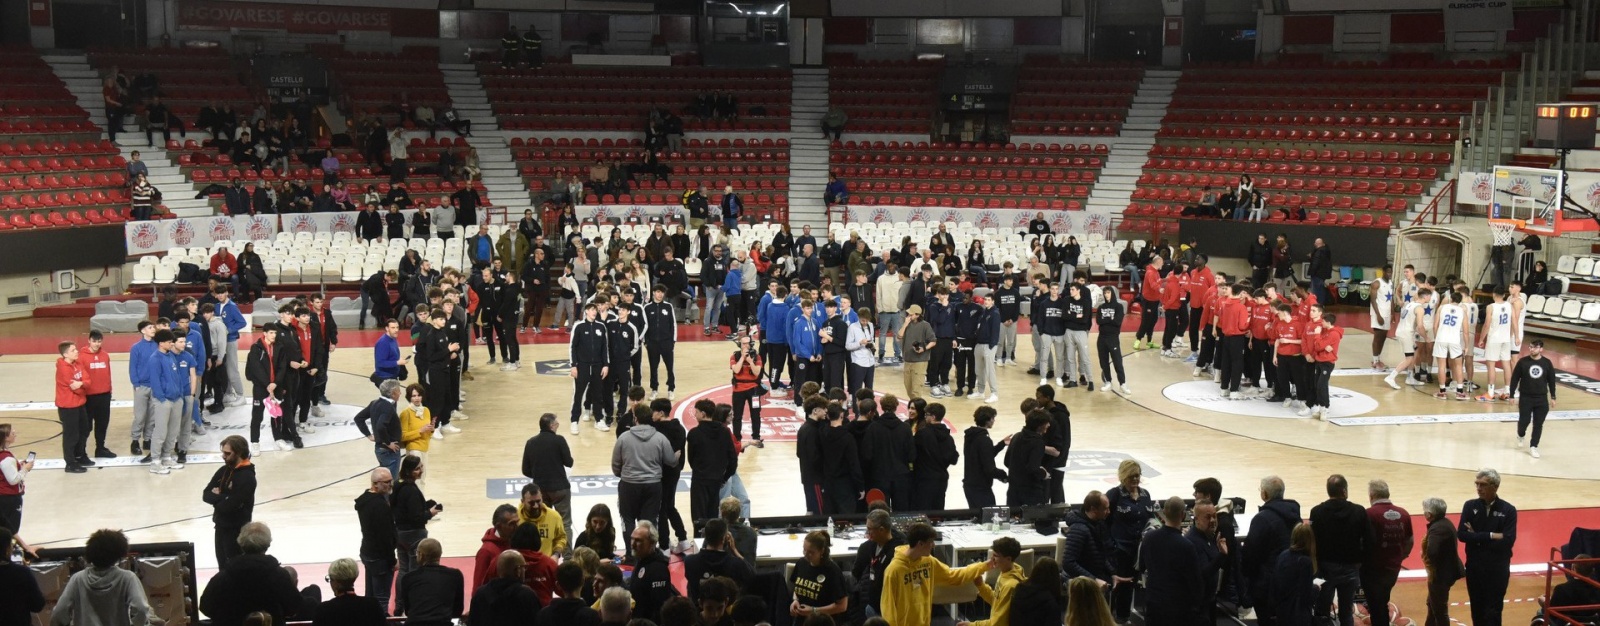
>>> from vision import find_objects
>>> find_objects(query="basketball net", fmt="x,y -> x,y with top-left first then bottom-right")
1488,220 -> 1519,247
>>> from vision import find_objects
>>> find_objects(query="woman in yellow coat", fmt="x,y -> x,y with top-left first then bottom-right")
399,384 -> 435,464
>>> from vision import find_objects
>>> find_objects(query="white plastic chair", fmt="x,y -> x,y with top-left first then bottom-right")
1557,255 -> 1577,274
1560,299 -> 1583,320
1582,301 -> 1600,323
1574,257 -> 1594,277
152,264 -> 176,284
131,265 -> 155,285
1540,297 -> 1565,318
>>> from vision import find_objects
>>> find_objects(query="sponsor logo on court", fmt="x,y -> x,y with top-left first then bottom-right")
1160,380 -> 1379,419
1327,409 -> 1600,427
1554,371 -> 1600,395
486,474 -> 692,499
1066,450 -> 1161,480
672,384 -> 911,442
534,359 -> 572,376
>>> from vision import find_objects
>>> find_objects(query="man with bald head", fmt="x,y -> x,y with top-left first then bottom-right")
355,467 -> 397,612
470,550 -> 540,624
396,538 -> 463,625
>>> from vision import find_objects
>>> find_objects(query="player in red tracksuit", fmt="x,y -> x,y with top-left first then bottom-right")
1244,289 -> 1276,393
1307,312 -> 1343,420
1217,284 -> 1252,398
1160,261 -> 1189,356
1185,258 -> 1215,352
1296,304 -> 1326,417
1135,256 -> 1166,350
1270,303 -> 1304,408
1192,272 -> 1226,378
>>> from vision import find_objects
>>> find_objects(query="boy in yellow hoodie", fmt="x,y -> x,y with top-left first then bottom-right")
881,522 -> 995,626
961,537 -> 1027,626
517,483 -> 570,556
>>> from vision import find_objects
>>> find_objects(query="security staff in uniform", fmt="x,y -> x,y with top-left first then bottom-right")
500,29 -> 521,68
568,303 -> 609,434
606,306 -> 641,427
643,286 -> 678,399
1458,469 -> 1517,626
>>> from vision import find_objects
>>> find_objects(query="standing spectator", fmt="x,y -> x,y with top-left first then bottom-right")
649,400 -> 691,554
470,551 -> 541,625
396,538 -> 465,626
683,519 -> 754,602
628,521 -> 679,622
720,185 -> 742,233
517,483 -> 570,558
1138,497 -> 1204,626
1011,558 -> 1066,626
880,522 -> 992,626
863,394 -> 915,511
1244,476 -> 1301,626
1062,491 -> 1115,586
1308,238 -> 1333,304
199,522 -> 302,626
910,403 -> 958,511
1310,475 -> 1371,626
1004,409 -> 1050,507
522,413 -> 575,549
1361,480 -> 1413,625
0,527 -> 43,623
130,173 -> 157,221
393,454 -> 442,588
611,411 -> 676,559
1459,469 -> 1516,626
1187,501 -> 1229,623
388,127 -> 410,183
1421,497 -> 1462,626
203,435 -> 256,568
1273,524 -> 1320,626
1248,234 -> 1273,291
687,400 -> 737,525
474,505 -> 519,591
50,529 -> 151,626
355,468 -> 398,614
0,425 -> 30,533
961,406 -> 1007,509
1106,459 -> 1154,623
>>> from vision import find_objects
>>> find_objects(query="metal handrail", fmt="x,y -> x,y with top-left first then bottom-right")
1412,178 -> 1458,226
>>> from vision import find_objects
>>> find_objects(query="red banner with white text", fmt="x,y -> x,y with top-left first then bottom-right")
177,0 -> 422,34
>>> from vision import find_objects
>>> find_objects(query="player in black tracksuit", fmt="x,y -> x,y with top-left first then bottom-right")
995,279 -> 1021,363
415,308 -> 460,428
1509,340 -> 1557,452
821,301 -> 850,393
1096,287 -> 1127,389
606,307 -> 640,423
495,271 -> 521,366
643,287 -> 678,397
953,296 -> 983,396
618,292 -> 647,388
569,304 -> 609,428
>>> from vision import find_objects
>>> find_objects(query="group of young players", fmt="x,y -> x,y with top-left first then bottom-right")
1379,266 -> 1528,401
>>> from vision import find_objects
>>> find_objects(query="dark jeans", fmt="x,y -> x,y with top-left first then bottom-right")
732,388 -> 762,440
0,494 -> 21,534
86,392 -> 112,450
689,478 -> 723,530
1097,333 -> 1125,384
658,472 -> 688,547
1137,300 -> 1161,342
1112,549 -> 1139,622
1362,565 -> 1400,624
571,363 -> 604,423
617,480 -> 662,558
1310,276 -> 1330,305
953,340 -> 975,391
363,557 -> 396,614
964,484 -> 996,509
1466,559 -> 1510,626
58,406 -> 89,465
847,362 -> 874,397
396,527 -> 428,584
1315,561 -> 1362,626
1162,309 -> 1184,350
376,446 -> 401,480
1517,400 -> 1550,446
911,476 -> 948,511
929,338 -> 953,386
1221,334 -> 1248,392
216,525 -> 243,568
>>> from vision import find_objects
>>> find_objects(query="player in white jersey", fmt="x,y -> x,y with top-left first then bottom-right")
1384,288 -> 1433,389
1456,284 -> 1478,392
1398,265 -> 1418,305
1508,282 -> 1527,353
1478,288 -> 1515,401
1432,290 -> 1468,400
1369,268 -> 1394,369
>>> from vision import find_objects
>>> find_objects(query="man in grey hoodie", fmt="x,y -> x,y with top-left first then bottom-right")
50,529 -> 152,626
611,405 -> 677,559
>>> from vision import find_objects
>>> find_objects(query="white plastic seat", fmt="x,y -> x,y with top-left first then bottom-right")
1526,294 -> 1546,314
1541,297 -> 1565,318
138,255 -> 160,266
1557,254 -> 1577,274
131,265 -> 155,284
1560,298 -> 1583,320
1582,301 -> 1600,323
152,264 -> 176,284
279,261 -> 301,283
1575,257 -> 1595,277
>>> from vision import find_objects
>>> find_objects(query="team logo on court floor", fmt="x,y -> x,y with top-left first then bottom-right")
672,384 -> 911,442
1160,380 -> 1378,419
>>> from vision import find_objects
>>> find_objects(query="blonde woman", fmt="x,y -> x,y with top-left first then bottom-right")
1065,575 -> 1116,626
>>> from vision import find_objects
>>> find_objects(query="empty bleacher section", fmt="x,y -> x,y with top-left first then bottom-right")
1117,58 -> 1502,237
511,137 -> 791,220
1009,60 -> 1140,137
0,47 -> 137,230
310,45 -> 451,126
828,60 -> 941,135
827,140 -> 1105,210
483,64 -> 791,132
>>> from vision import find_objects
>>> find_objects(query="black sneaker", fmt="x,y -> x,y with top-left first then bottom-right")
130,441 -> 142,456
142,440 -> 151,454
95,448 -> 117,459
177,450 -> 187,464
65,465 -> 88,474
78,457 -> 96,467
1065,381 -> 1078,389
292,439 -> 305,449
208,404 -> 224,415
138,454 -> 152,464
1027,367 -> 1040,375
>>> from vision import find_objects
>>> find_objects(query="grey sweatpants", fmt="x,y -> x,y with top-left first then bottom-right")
131,385 -> 153,442
1000,322 -> 1018,360
975,344 -> 999,395
1037,334 -> 1066,377
1064,330 -> 1094,382
149,398 -> 184,459
224,340 -> 244,397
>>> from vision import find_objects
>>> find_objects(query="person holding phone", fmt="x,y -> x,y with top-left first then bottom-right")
0,424 -> 32,533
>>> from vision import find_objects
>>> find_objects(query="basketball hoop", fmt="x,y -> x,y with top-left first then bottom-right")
1488,219 -> 1520,246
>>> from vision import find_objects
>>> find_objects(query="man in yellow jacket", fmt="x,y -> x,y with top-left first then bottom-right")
962,537 -> 1027,626
881,522 -> 995,626
517,483 -> 569,556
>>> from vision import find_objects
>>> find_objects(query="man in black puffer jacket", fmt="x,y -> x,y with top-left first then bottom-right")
1243,475 -> 1303,626
1062,490 -> 1115,585
200,521 -> 302,626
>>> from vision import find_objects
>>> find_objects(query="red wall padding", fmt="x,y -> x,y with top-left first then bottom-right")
1282,15 -> 1335,46
1390,12 -> 1444,44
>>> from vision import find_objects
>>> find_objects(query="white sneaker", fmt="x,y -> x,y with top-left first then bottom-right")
432,430 -> 444,440
311,406 -> 325,418
454,411 -> 469,421
1039,377 -> 1048,386
277,439 -> 292,450
595,420 -> 611,432
1384,373 -> 1400,390
149,462 -> 170,475
1229,392 -> 1242,400
1314,407 -> 1325,420
165,457 -> 184,470
302,423 -> 317,434
250,442 -> 261,455
570,422 -> 580,435
1054,378 -> 1065,387
442,424 -> 462,434
651,389 -> 661,400
985,393 -> 998,403
501,363 -> 516,371
1516,436 -> 1525,448
1100,382 -> 1111,393
581,410 -> 592,423
1530,446 -> 1541,458
1192,367 -> 1203,377
1296,406 -> 1312,417
1161,349 -> 1176,358
512,362 -> 521,370
668,391 -> 676,401
225,395 -> 248,407
966,392 -> 981,399
676,539 -> 696,555
1120,384 -> 1132,395
1212,371 -> 1222,383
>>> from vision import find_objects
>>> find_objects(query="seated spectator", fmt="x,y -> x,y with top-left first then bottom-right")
540,562 -> 601,626
824,174 -> 850,208
210,246 -> 240,293
0,528 -> 42,624
1279,203 -> 1307,222
396,538 -> 465,626
330,182 -> 356,211
312,558 -> 384,626
470,550 -> 542,626
200,522 -> 302,626
414,103 -> 438,138
598,586 -> 632,626
1525,260 -> 1549,295
714,90 -> 739,121
693,93 -> 713,120
144,96 -> 185,146
509,522 -> 561,602
822,107 -> 848,141
1539,556 -> 1600,623
51,529 -> 151,626
440,107 -> 471,137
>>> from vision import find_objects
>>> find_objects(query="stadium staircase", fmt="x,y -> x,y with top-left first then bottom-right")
1088,69 -> 1176,217
441,62 -> 533,220
788,68 -> 830,228
46,53 -> 209,218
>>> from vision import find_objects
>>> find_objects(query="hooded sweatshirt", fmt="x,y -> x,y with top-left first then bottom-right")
1242,497 -> 1303,578
879,544 -> 991,626
517,505 -> 570,558
50,566 -> 150,626
468,577 -> 541,626
610,424 -> 676,484
970,562 -> 1026,626
473,527 -> 512,591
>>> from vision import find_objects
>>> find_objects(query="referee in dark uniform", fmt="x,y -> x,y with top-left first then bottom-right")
1509,339 -> 1556,458
1458,468 -> 1517,626
569,303 -> 608,435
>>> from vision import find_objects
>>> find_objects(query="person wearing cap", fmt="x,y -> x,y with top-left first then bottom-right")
971,296 -> 1001,403
899,304 -> 936,400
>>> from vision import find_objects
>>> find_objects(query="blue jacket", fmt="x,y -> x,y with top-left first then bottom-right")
927,300 -> 956,338
762,299 -> 792,344
978,307 -> 1001,347
812,298 -> 858,325
791,315 -> 820,359
148,351 -> 186,402
128,338 -> 157,387
723,266 -> 743,295
219,300 -> 248,341
174,351 -> 199,396
185,326 -> 207,369
374,334 -> 402,379
757,292 -> 775,327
